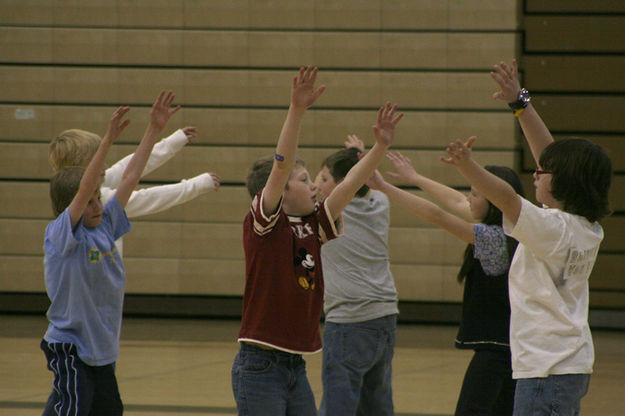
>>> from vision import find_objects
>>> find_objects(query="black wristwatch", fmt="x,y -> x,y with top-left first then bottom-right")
508,88 -> 531,113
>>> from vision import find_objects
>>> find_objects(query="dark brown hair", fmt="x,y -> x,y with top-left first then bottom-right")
457,166 -> 525,283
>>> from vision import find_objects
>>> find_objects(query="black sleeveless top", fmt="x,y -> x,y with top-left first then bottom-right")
455,260 -> 511,352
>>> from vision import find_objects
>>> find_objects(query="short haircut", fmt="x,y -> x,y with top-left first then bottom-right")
246,155 -> 306,198
49,129 -> 101,172
539,138 -> 612,222
50,166 -> 85,217
321,147 -> 369,198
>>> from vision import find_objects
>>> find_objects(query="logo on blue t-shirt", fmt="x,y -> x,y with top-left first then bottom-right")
88,249 -> 101,263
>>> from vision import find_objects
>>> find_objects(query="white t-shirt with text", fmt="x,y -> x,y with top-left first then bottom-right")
503,197 -> 603,379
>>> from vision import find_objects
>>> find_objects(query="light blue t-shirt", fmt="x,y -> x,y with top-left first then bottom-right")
43,197 -> 131,366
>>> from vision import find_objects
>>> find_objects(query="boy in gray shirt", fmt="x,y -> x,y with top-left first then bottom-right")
315,136 -> 399,416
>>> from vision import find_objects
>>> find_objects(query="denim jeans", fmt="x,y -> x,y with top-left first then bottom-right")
319,314 -> 397,416
231,343 -> 317,416
513,374 -> 590,416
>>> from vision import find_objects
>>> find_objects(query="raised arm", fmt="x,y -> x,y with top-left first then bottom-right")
325,103 -> 403,220
344,134 -> 365,152
368,170 -> 474,243
441,136 -> 521,226
123,172 -> 220,218
262,66 -> 326,215
104,126 -> 194,188
68,107 -> 130,228
491,59 -> 554,165
115,91 -> 180,208
385,151 -> 472,222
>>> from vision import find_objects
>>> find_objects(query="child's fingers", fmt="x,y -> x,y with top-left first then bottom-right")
308,66 -> 318,84
500,61 -> 513,79
392,112 -> 404,125
376,105 -> 384,124
169,105 -> 181,116
384,102 -> 393,118
211,173 -> 221,189
465,136 -> 477,148
113,106 -> 130,117
296,66 -> 306,84
163,91 -> 175,108
490,71 -> 506,89
155,90 -> 166,107
312,85 -> 326,100
440,155 -> 455,165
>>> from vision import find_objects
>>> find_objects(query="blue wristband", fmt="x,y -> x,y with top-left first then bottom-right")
274,153 -> 285,162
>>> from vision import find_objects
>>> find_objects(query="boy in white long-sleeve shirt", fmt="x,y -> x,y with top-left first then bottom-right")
49,125 -> 220,254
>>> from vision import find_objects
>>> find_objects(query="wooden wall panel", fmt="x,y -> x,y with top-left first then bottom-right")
532,95 -> 625,133
0,181 -> 440,229
0,0 -> 520,30
0,219 -> 466,266
0,27 -> 518,70
525,0 -> 625,13
525,16 -> 625,53
0,105 -> 517,150
0,66 -> 504,110
523,56 -> 625,93
0,143 -> 515,188
0,0 -> 524,310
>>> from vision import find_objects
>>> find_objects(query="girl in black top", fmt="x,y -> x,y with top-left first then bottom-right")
369,153 -> 524,416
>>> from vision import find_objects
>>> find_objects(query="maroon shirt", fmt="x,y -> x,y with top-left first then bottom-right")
238,189 -> 342,353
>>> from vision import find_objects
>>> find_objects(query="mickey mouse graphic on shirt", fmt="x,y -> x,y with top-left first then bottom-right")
294,247 -> 316,290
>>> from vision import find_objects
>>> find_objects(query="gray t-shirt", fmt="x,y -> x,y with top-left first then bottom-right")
322,191 -> 399,323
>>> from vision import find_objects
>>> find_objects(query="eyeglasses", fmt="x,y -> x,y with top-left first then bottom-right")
534,169 -> 552,176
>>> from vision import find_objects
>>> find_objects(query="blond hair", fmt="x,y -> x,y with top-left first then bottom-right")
49,166 -> 84,217
49,129 -> 101,172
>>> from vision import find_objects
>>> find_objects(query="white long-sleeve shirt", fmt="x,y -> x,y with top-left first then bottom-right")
101,129 -> 216,255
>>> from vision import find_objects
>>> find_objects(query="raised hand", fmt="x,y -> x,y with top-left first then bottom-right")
150,90 -> 181,132
490,59 -> 521,103
345,134 -> 365,152
440,136 -> 477,166
209,172 -> 221,191
291,66 -> 326,110
366,169 -> 386,190
385,151 -> 419,184
103,106 -> 131,144
182,126 -> 197,141
372,102 -> 403,147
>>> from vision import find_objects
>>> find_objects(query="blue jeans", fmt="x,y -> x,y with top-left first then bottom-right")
231,343 -> 317,416
513,374 -> 590,416
320,315 -> 397,416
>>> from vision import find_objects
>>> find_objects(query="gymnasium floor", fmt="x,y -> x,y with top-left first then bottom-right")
1,315 -> 623,416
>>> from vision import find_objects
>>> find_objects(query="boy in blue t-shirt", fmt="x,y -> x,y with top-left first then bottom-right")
41,91 -> 180,415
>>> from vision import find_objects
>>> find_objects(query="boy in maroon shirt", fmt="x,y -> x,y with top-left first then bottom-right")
231,66 -> 403,415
